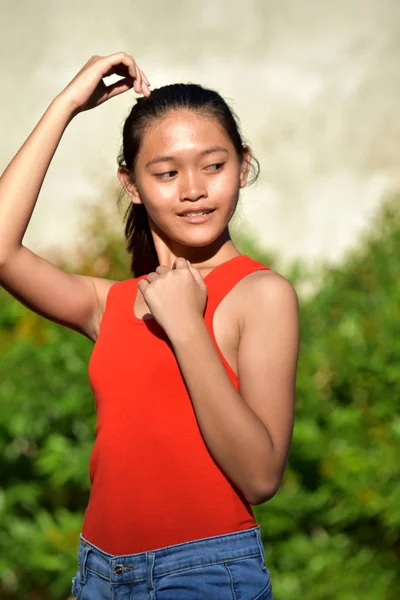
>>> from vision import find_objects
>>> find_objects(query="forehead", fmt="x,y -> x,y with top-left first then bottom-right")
139,110 -> 232,157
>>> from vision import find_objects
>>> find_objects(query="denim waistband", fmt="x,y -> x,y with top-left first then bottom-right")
78,525 -> 264,585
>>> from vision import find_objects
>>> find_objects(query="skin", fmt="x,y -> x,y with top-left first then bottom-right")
0,45 -> 299,504
117,109 -> 300,504
117,109 -> 251,271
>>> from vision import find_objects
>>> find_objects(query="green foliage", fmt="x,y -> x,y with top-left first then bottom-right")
254,196 -> 400,599
0,314 -> 95,598
0,191 -> 399,598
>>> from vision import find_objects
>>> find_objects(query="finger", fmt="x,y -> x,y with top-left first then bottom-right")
146,272 -> 158,283
131,63 -> 142,94
102,63 -> 131,78
141,70 -> 151,86
137,279 -> 149,294
155,265 -> 170,275
187,262 -> 205,285
138,68 -> 151,96
103,52 -> 141,93
133,59 -> 150,86
127,56 -> 147,95
173,257 -> 189,270
104,77 -> 134,100
102,52 -> 137,80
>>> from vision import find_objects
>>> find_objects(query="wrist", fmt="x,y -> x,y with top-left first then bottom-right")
50,93 -> 80,122
167,315 -> 206,346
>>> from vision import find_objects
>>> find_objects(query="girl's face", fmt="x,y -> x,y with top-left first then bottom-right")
120,109 -> 250,257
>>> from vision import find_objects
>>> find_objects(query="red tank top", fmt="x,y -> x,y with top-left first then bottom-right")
82,254 -> 271,554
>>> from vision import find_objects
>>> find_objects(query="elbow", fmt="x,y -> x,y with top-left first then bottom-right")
248,477 -> 281,506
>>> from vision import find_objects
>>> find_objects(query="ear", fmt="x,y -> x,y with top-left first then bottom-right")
117,166 -> 143,206
239,145 -> 252,188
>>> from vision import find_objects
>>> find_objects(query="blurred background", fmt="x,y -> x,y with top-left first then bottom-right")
0,0 -> 399,598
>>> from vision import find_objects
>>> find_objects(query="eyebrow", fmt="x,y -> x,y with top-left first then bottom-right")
145,146 -> 229,168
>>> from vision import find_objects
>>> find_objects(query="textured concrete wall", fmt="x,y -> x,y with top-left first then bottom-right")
1,0 -> 399,270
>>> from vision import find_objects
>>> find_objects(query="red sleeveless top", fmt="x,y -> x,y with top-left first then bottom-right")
82,254 -> 271,554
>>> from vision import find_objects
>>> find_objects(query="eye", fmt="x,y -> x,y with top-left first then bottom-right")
155,170 -> 177,180
206,163 -> 224,171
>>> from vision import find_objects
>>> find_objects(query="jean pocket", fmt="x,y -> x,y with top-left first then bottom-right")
224,554 -> 272,600
155,562 -> 234,600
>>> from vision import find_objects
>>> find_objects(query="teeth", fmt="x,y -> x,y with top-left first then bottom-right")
182,211 -> 210,217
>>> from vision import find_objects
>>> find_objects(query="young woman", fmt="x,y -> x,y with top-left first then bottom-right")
0,52 -> 299,600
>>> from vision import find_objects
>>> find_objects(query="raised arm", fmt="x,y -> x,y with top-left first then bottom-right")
0,53 -> 150,341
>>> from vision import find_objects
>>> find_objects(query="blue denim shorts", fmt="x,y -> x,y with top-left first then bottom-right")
71,524 -> 273,599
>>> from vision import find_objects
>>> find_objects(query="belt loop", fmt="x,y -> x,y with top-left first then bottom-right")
254,525 -> 265,560
79,544 -> 92,584
146,552 -> 155,592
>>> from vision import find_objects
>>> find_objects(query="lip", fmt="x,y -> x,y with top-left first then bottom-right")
178,209 -> 215,223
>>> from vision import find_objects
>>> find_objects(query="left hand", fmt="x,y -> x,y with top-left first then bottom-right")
137,257 -> 208,335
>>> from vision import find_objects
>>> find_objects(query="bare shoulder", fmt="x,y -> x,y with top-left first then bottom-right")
246,268 -> 297,295
237,268 -> 299,332
241,267 -> 297,297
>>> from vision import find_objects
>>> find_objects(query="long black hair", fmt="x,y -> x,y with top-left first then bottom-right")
117,83 -> 260,277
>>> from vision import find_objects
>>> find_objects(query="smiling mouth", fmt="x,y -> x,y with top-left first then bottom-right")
178,209 -> 215,217
177,209 -> 216,223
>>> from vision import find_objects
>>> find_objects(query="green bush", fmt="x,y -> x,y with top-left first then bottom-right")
254,196 -> 400,599
0,193 -> 399,598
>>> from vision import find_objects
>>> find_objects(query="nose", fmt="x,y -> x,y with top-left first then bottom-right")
179,170 -> 207,202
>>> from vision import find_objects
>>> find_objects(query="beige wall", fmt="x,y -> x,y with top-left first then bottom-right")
1,0 -> 399,271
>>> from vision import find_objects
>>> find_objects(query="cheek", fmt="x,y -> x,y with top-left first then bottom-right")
140,180 -> 176,212
213,169 -> 241,200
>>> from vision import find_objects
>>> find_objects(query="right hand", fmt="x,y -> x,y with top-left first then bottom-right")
58,52 -> 151,114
